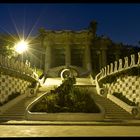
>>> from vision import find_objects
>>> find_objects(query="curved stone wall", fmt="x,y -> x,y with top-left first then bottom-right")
95,52 -> 140,117
0,54 -> 38,107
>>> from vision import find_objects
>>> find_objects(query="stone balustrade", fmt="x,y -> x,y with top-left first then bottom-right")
98,52 -> 140,81
95,52 -> 140,117
0,54 -> 37,80
0,54 -> 39,113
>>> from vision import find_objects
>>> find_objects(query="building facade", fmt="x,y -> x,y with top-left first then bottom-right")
36,28 -> 113,77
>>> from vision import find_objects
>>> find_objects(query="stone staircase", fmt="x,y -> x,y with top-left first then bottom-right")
0,91 -> 46,121
0,98 -> 27,121
0,85 -> 134,121
0,87 -> 56,121
88,87 -> 134,120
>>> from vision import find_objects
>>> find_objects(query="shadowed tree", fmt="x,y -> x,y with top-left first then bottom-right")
0,34 -> 15,58
138,41 -> 140,47
38,27 -> 46,49
88,20 -> 98,37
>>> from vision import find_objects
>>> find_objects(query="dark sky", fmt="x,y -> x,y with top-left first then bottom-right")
0,3 -> 140,46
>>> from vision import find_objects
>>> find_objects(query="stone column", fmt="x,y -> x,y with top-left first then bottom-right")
101,47 -> 107,68
44,43 -> 51,73
65,44 -> 71,68
100,39 -> 108,68
96,50 -> 102,70
85,45 -> 92,71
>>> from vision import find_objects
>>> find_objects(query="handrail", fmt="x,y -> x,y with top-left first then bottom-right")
98,52 -> 140,82
95,51 -> 140,97
0,54 -> 38,81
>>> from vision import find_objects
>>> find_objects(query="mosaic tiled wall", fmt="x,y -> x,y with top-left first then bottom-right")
104,76 -> 140,106
0,74 -> 31,104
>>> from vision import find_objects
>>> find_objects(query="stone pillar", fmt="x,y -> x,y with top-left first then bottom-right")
65,44 -> 71,68
124,56 -> 128,68
130,54 -> 135,67
85,45 -> 92,71
101,48 -> 107,68
96,50 -> 102,70
45,43 -> 51,73
137,52 -> 140,65
118,59 -> 123,71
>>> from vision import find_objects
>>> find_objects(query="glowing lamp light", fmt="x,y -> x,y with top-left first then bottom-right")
15,40 -> 28,54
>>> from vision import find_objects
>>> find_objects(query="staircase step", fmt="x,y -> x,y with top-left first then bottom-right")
0,86 -> 134,120
88,87 -> 134,119
6,109 -> 26,112
1,113 -> 24,115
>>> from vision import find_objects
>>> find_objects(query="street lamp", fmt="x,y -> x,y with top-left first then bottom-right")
14,40 -> 29,62
14,40 -> 28,54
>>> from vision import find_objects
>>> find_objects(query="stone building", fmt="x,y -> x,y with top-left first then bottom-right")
34,29 -> 110,77
32,21 -> 140,77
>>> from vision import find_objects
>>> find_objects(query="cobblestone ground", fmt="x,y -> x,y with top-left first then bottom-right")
0,125 -> 140,137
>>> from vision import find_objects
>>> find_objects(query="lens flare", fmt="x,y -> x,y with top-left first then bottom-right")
14,40 -> 28,54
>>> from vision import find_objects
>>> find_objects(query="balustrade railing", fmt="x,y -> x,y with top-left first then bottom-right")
98,52 -> 140,81
95,52 -> 140,117
0,54 -> 37,80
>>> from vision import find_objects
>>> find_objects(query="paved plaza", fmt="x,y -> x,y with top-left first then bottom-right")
1,119 -> 140,137
0,123 -> 140,137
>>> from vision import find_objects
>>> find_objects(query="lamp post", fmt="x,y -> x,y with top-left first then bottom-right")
14,40 -> 46,75
14,40 -> 28,62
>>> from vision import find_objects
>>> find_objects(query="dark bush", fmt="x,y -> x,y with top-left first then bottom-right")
8,92 -> 20,101
30,77 -> 100,113
0,92 -> 20,106
112,92 -> 136,106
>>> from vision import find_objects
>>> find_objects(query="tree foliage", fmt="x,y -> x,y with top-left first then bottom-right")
0,34 -> 16,57
88,20 -> 98,36
30,77 -> 100,113
37,27 -> 46,48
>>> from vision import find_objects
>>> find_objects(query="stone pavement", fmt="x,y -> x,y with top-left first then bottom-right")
0,121 -> 140,137
1,119 -> 140,126
1,117 -> 140,137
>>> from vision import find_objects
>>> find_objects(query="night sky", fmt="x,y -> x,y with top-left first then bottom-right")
0,3 -> 140,46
